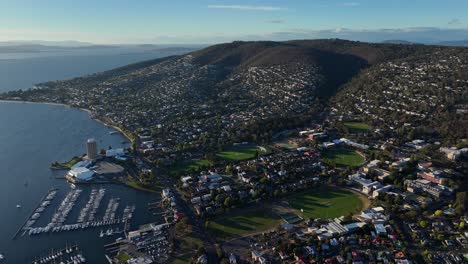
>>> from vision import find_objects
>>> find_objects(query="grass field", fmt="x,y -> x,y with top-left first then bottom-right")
216,145 -> 261,161
125,180 -> 162,193
116,253 -> 132,264
169,159 -> 213,176
344,122 -> 372,133
51,156 -> 82,169
289,187 -> 363,219
207,209 -> 280,240
322,148 -> 365,167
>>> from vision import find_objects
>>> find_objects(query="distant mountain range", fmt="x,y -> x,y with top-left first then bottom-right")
0,40 -> 208,54
0,43 -> 118,53
0,40 -> 94,47
382,39 -> 468,47
381,40 -> 417,45
1,38 -> 467,55
434,40 -> 468,46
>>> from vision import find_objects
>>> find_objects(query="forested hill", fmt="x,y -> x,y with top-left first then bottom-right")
1,39 -> 466,151
331,47 -> 468,145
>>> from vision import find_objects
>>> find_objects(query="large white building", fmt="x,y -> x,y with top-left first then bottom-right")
67,167 -> 95,182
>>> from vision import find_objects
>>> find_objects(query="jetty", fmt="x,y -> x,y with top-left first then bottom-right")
17,187 -> 137,238
26,218 -> 126,236
13,188 -> 58,240
31,244 -> 86,264
77,188 -> 105,223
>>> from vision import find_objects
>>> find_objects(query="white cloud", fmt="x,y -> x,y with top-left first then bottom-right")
207,5 -> 286,11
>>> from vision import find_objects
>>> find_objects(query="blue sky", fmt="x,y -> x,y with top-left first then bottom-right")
1,0 -> 467,44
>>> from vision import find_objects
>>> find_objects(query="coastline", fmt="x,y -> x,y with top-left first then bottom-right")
124,180 -> 161,193
0,99 -> 134,144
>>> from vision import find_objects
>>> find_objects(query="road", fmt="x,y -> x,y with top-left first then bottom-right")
138,155 -> 219,263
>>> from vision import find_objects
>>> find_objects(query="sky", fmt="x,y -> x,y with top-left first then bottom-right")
1,0 -> 467,44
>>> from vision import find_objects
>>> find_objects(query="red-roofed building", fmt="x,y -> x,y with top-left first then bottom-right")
417,172 -> 443,184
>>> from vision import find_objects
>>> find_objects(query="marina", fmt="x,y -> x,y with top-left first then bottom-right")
17,187 -> 136,238
103,189 -> 178,262
26,218 -> 125,236
104,223 -> 171,263
14,188 -> 58,239
102,197 -> 120,222
122,205 -> 136,221
99,226 -> 124,238
77,188 -> 105,223
13,183 -> 167,263
49,189 -> 82,226
31,244 -> 86,264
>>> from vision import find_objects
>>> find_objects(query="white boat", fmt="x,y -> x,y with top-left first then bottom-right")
16,204 -> 21,208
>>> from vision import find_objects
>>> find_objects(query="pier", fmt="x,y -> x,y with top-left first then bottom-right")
49,189 -> 82,226
27,218 -> 126,236
16,186 -> 137,239
77,188 -> 105,223
13,188 -> 58,240
30,244 -> 86,264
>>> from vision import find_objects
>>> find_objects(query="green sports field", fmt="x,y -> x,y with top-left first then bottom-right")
322,148 -> 365,167
216,145 -> 261,161
344,122 -> 372,133
289,187 -> 363,219
206,209 -> 280,240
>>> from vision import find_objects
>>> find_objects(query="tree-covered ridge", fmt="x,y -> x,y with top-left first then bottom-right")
0,40 -> 367,152
1,39 -> 467,152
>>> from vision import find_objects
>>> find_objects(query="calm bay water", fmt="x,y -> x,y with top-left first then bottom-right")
0,102 -> 160,263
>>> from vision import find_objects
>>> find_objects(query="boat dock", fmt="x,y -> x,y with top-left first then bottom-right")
77,188 -> 105,223
26,218 -> 125,236
13,188 -> 58,240
31,244 -> 87,264
102,198 -> 120,222
49,189 -> 82,226
16,187 -> 137,238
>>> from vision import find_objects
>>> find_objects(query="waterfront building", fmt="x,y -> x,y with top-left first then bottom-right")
67,167 -> 95,182
105,148 -> 126,157
86,138 -> 98,160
